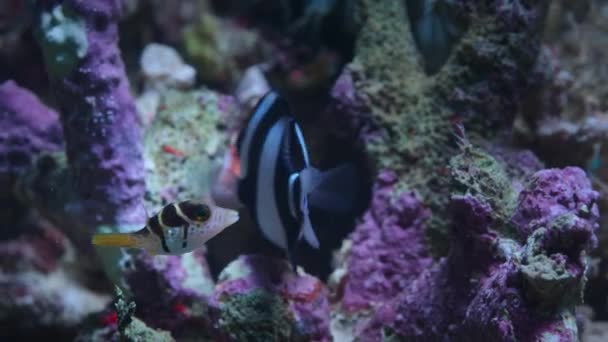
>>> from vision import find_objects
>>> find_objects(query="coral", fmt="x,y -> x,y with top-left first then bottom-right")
0,215 -> 110,331
332,0 -> 549,253
346,145 -> 598,341
0,81 -> 63,189
330,170 -> 432,313
140,43 -> 196,91
115,286 -> 176,342
512,166 -> 599,243
516,1 -> 608,169
122,250 -> 214,335
150,0 -> 207,45
33,0 -> 145,228
142,88 -> 237,210
234,65 -> 271,111
328,170 -> 432,339
35,4 -> 88,79
182,12 -> 271,87
74,286 -> 176,342
209,255 -> 331,341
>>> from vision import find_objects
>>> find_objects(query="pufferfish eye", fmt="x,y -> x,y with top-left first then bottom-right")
179,201 -> 212,223
195,205 -> 211,222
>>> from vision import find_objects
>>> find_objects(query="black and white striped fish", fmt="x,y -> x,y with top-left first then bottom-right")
91,200 -> 239,255
219,91 -> 359,270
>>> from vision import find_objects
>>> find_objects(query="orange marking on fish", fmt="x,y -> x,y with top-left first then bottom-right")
228,144 -> 241,177
162,145 -> 186,158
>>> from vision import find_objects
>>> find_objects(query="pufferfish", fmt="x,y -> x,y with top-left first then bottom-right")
92,200 -> 239,255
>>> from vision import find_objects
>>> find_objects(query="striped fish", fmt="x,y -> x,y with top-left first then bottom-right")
92,200 -> 239,255
221,91 -> 360,270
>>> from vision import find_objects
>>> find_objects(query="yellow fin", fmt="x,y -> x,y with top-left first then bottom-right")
92,233 -> 137,248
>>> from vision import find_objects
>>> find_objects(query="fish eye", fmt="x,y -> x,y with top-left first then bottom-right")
195,205 -> 211,222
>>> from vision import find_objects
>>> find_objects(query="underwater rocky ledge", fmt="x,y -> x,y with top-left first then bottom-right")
1,0 -> 607,341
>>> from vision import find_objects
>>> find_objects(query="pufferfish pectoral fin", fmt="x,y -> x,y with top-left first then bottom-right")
92,233 -> 137,248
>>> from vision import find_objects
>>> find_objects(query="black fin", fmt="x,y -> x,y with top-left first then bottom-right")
308,163 -> 360,216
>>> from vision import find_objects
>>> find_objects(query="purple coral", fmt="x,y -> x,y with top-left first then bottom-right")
33,0 -> 145,227
513,166 -> 599,242
356,166 -> 598,341
123,250 -> 213,335
0,80 -> 63,185
336,170 -> 432,312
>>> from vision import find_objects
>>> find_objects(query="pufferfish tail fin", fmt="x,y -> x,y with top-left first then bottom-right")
92,233 -> 137,248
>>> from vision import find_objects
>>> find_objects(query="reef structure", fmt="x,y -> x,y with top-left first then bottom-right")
32,0 -> 146,229
209,255 -> 331,341
328,0 -> 598,341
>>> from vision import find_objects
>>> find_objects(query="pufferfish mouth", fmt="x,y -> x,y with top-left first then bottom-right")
213,206 -> 240,227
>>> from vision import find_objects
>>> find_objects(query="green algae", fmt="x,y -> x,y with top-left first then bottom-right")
36,4 -> 88,79
449,142 -> 517,226
218,289 -> 293,341
182,14 -> 267,85
349,0 -> 545,255
520,222 -> 585,309
122,318 -> 175,342
182,14 -> 227,83
349,0 -> 453,255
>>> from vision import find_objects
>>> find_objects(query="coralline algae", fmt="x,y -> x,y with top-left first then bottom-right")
33,0 -> 145,228
343,145 -> 598,341
0,0 -> 604,340
122,250 -> 214,336
0,81 -> 63,187
331,170 -> 432,313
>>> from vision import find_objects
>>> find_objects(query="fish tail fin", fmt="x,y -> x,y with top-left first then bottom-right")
306,163 -> 361,216
92,233 -> 137,248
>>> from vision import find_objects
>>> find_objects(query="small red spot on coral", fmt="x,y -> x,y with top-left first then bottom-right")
100,311 -> 118,326
173,302 -> 188,314
158,104 -> 166,111
282,280 -> 324,303
162,145 -> 186,158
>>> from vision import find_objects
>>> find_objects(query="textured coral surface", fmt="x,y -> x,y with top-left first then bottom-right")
1,0 -> 606,341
